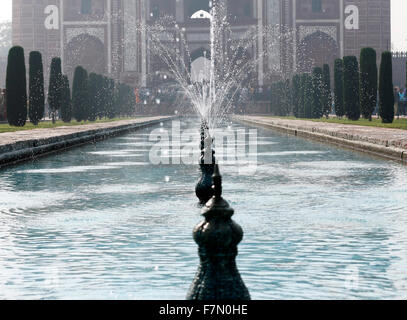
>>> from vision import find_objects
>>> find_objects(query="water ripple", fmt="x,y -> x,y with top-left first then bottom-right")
0,119 -> 406,299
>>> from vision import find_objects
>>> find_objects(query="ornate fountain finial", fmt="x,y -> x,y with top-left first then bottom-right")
187,165 -> 251,300
212,164 -> 222,199
195,119 -> 216,205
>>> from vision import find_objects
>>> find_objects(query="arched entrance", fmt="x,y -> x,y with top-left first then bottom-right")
298,31 -> 339,73
187,0 -> 211,18
65,34 -> 106,80
190,47 -> 211,83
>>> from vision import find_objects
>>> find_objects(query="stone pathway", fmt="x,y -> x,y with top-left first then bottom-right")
234,115 -> 407,162
0,117 -> 170,147
0,116 -> 174,167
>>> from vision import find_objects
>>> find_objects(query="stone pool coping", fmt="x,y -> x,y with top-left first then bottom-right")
0,116 -> 175,168
233,115 -> 407,163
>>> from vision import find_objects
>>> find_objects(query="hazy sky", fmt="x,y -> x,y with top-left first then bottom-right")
1,0 -> 406,50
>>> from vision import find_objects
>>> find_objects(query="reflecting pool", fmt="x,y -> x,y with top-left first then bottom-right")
0,119 -> 406,299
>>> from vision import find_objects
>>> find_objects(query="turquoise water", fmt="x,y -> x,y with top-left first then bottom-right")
0,119 -> 406,299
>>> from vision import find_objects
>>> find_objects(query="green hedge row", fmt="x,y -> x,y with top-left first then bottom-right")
271,47 -> 395,124
5,46 -> 136,127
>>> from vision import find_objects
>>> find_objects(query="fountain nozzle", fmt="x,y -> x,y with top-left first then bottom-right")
187,163 -> 251,300
195,119 -> 216,205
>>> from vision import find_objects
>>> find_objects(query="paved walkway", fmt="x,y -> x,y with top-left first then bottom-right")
0,116 -> 173,167
0,117 -> 170,147
234,115 -> 407,162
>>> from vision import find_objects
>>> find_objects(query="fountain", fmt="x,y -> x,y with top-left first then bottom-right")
2,1 -> 407,303
187,164 -> 250,300
141,1 -> 289,131
130,0 -> 293,300
195,119 -> 215,204
136,1 -> 256,298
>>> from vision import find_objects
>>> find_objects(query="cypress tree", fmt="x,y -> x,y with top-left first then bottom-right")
272,80 -> 291,116
270,83 -> 276,115
359,48 -> 378,121
343,56 -> 360,121
334,59 -> 345,118
96,74 -> 105,119
125,85 -> 136,117
28,51 -> 44,125
107,78 -> 116,119
88,73 -> 99,121
292,74 -> 301,118
379,51 -> 394,123
60,75 -> 72,123
284,79 -> 292,116
311,67 -> 323,119
6,46 -> 27,127
298,73 -> 307,118
72,66 -> 89,122
117,83 -> 126,117
322,64 -> 331,118
304,74 -> 313,119
273,82 -> 285,116
48,57 -> 63,123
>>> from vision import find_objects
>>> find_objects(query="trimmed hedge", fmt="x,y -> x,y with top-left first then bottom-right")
72,66 -> 89,122
61,75 -> 72,123
48,57 -> 63,123
359,47 -> 378,120
28,51 -> 45,125
343,56 -> 360,121
6,46 -> 27,127
379,51 -> 394,123
304,73 -> 313,119
292,74 -> 301,118
322,64 -> 331,118
334,59 -> 345,118
312,67 -> 323,119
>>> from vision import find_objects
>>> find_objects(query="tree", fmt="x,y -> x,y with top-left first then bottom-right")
298,73 -> 307,118
359,48 -> 378,121
48,57 -> 62,123
343,56 -> 360,121
304,74 -> 313,119
60,75 -> 72,123
271,81 -> 288,116
311,67 -> 323,119
283,79 -> 292,116
106,78 -> 116,119
96,74 -> 105,119
72,66 -> 88,122
87,73 -> 99,121
6,46 -> 27,127
334,59 -> 345,118
28,51 -> 44,125
379,51 -> 394,123
292,74 -> 301,118
322,64 -> 331,118
117,83 -> 128,117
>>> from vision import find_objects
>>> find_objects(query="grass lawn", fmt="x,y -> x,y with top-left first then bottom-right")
0,118 -> 135,133
277,116 -> 407,131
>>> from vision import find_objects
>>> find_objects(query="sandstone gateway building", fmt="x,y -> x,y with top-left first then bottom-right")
12,0 -> 390,88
